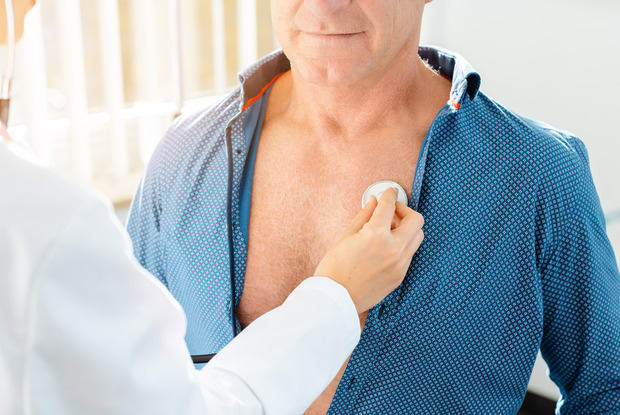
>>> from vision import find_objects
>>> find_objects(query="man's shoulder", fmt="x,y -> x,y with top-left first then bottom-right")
143,88 -> 243,190
156,88 -> 242,162
146,49 -> 288,179
471,92 -> 589,182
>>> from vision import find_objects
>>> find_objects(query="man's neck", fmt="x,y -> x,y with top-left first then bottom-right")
270,44 -> 452,142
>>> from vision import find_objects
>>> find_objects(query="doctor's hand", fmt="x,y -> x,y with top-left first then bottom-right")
314,188 -> 425,314
0,122 -> 11,142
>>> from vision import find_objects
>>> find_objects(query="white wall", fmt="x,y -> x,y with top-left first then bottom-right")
420,0 -> 620,400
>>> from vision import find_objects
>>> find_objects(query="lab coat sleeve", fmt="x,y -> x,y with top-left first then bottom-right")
206,276 -> 361,415
537,136 -> 620,414
26,193 -> 361,415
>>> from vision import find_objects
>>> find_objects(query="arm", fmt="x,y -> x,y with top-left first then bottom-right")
205,277 -> 360,414
537,136 -> 620,414
28,195 -> 360,415
126,160 -> 167,287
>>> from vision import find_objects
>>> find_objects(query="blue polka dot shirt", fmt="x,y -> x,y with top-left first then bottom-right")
127,47 -> 620,414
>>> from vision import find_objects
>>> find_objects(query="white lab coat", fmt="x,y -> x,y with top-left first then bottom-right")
0,139 -> 361,415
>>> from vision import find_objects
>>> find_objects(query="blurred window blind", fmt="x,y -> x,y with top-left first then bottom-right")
8,0 -> 277,204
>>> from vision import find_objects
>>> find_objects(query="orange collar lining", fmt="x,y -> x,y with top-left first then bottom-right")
241,72 -> 285,112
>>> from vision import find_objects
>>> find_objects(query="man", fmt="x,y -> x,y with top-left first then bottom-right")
128,0 -> 620,413
0,1 -> 427,414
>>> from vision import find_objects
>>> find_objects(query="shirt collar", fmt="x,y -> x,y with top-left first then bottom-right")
237,46 -> 482,111
237,51 -> 290,110
419,46 -> 482,109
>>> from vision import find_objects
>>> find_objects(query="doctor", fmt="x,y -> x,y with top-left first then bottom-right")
0,1 -> 425,414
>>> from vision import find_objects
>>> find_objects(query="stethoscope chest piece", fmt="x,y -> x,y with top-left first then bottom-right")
361,180 -> 408,208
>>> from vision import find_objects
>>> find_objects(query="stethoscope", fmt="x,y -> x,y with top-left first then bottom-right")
190,181 -> 408,365
1,0 -> 15,126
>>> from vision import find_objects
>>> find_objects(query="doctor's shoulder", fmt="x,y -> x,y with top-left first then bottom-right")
0,140 -> 117,257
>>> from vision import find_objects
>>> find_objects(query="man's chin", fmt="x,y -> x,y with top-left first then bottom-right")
293,57 -> 374,87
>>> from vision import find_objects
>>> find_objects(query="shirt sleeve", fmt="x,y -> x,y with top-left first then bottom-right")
537,136 -> 620,414
28,194 -> 360,415
126,161 -> 167,287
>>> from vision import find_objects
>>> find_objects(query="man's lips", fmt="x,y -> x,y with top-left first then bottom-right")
304,32 -> 363,37
296,31 -> 366,53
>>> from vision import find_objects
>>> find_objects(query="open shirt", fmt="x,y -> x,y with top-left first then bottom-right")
127,47 -> 620,414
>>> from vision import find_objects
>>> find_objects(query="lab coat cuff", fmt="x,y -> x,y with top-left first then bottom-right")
300,276 -> 361,333
204,276 -> 361,415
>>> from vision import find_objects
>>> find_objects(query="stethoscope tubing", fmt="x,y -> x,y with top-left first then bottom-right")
192,353 -> 216,364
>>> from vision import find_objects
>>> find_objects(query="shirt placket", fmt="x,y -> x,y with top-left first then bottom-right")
330,100 -> 461,413
225,111 -> 251,336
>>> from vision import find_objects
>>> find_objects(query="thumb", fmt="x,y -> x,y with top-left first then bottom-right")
341,196 -> 378,237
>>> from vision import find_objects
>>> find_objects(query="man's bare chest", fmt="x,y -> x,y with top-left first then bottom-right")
236,128 -> 421,327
